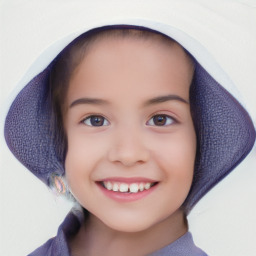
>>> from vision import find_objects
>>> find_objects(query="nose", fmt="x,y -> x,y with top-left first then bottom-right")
108,126 -> 149,167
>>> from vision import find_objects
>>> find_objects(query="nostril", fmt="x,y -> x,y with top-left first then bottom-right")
108,146 -> 149,166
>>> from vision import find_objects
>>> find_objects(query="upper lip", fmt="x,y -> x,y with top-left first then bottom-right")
98,177 -> 158,184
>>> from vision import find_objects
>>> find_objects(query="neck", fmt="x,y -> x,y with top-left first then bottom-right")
69,208 -> 188,256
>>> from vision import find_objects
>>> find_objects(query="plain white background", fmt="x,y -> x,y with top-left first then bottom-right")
1,1 -> 256,255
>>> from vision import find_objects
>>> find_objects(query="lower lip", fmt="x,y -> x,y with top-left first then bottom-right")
97,183 -> 158,203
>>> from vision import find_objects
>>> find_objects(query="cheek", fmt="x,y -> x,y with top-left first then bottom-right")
145,129 -> 196,218
154,126 -> 196,189
64,134 -> 95,187
64,130 -> 111,190
65,130 -> 107,167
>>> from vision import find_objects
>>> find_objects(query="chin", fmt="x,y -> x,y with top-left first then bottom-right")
105,221 -> 154,233
95,210 -> 169,234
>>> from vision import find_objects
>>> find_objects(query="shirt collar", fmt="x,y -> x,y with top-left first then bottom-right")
52,206 -> 207,256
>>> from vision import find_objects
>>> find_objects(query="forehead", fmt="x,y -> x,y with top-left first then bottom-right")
67,34 -> 194,104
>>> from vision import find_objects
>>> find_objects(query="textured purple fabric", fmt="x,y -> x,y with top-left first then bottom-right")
148,232 -> 207,256
28,209 -> 82,256
28,209 -> 208,256
183,61 -> 256,211
5,66 -> 65,184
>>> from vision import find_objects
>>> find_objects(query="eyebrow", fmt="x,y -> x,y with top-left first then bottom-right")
69,94 -> 189,109
144,95 -> 189,106
69,98 -> 110,108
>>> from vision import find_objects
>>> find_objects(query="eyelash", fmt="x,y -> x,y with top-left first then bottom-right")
147,114 -> 176,126
81,114 -> 177,127
82,115 -> 110,127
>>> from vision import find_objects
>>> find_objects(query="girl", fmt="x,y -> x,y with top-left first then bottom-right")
2,1 -> 256,255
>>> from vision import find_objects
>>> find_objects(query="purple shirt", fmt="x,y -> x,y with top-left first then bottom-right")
28,208 -> 208,256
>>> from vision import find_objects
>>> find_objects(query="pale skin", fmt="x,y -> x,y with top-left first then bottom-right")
64,34 -> 196,256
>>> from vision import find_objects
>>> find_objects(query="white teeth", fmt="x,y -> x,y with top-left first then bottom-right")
113,183 -> 119,192
145,183 -> 151,190
102,181 -> 155,193
139,183 -> 144,192
130,183 -> 139,193
120,183 -> 129,192
106,181 -> 112,190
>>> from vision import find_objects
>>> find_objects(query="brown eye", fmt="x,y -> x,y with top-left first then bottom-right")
83,115 -> 109,126
147,115 -> 175,126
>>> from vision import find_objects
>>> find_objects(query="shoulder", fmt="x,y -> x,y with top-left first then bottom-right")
149,232 -> 208,256
27,237 -> 56,256
27,208 -> 83,256
27,231 -> 70,256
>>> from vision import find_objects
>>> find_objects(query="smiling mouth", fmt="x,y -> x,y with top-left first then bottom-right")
99,181 -> 158,193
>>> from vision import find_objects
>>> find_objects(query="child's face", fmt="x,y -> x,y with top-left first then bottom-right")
64,35 -> 196,232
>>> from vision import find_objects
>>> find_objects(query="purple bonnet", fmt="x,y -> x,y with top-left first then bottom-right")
4,25 -> 256,212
